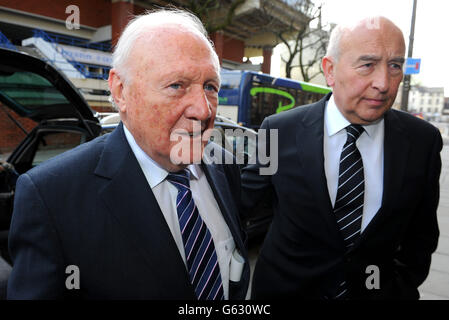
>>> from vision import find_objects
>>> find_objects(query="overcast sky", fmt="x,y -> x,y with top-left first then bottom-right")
320,0 -> 448,96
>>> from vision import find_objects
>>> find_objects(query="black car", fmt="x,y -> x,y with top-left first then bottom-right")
0,47 -> 101,259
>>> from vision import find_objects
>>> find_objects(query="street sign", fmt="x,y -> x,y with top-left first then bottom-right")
404,58 -> 421,74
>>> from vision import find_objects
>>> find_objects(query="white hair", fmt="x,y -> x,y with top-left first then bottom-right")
108,8 -> 219,110
325,24 -> 345,61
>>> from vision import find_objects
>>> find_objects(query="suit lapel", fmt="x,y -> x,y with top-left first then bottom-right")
294,101 -> 411,247
295,95 -> 344,246
357,109 -> 411,244
94,124 -> 194,297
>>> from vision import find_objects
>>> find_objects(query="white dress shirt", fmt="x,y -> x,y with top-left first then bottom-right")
323,95 -> 384,231
123,125 -> 235,299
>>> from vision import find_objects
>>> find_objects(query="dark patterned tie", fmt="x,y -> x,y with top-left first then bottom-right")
334,124 -> 365,247
333,124 -> 365,299
166,169 -> 224,300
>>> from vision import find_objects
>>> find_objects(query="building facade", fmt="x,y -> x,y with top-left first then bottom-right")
394,84 -> 445,120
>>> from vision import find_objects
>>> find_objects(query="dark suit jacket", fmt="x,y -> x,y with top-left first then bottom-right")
243,94 -> 442,299
7,123 -> 250,299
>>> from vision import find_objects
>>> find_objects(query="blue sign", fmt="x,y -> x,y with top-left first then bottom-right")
404,58 -> 421,74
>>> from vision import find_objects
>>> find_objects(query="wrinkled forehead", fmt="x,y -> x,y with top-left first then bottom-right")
125,27 -> 220,81
134,26 -> 219,65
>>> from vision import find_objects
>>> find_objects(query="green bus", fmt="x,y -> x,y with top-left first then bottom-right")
218,69 -> 331,128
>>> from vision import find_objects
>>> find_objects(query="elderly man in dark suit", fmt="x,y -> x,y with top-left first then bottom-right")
243,16 -> 442,299
7,9 -> 249,300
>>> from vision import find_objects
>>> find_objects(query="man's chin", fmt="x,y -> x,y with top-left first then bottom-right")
364,110 -> 390,123
353,105 -> 391,124
166,162 -> 189,173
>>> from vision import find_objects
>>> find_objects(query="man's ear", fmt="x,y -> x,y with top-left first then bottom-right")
322,56 -> 335,87
108,69 -> 126,113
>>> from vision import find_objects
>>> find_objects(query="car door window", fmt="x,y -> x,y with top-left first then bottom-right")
32,131 -> 86,166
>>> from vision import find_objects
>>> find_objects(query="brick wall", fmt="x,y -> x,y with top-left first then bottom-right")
222,35 -> 244,63
0,105 -> 37,157
1,0 -> 111,28
91,105 -> 115,113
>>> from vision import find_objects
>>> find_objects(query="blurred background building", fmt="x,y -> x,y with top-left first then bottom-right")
0,0 -> 317,111
0,0 -> 319,155
394,83 -> 445,121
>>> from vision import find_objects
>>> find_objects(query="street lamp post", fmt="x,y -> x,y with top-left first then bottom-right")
401,0 -> 418,112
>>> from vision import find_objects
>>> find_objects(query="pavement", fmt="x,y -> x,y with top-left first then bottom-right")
419,143 -> 449,300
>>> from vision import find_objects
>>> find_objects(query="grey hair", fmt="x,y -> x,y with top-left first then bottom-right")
108,8 -> 219,111
325,24 -> 345,61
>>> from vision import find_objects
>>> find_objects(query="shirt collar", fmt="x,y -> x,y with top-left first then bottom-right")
325,95 -> 384,138
325,95 -> 350,137
123,124 -> 200,188
187,163 -> 200,180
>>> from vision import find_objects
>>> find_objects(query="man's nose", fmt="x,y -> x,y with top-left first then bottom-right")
185,86 -> 212,121
372,66 -> 390,93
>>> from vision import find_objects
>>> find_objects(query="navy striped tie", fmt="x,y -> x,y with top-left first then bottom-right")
166,169 -> 224,300
333,124 -> 365,299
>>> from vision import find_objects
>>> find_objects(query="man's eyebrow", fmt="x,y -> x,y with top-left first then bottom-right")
390,57 -> 405,64
208,76 -> 220,83
357,55 -> 382,62
355,55 -> 405,64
